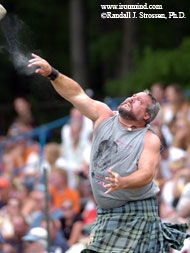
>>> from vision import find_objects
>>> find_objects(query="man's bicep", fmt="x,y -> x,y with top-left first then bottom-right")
138,133 -> 160,179
72,93 -> 113,122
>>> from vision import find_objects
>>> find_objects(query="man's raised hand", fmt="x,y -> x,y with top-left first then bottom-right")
28,53 -> 52,77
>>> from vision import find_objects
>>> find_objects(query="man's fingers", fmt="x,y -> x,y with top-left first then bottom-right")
35,68 -> 43,74
31,53 -> 41,59
105,177 -> 114,183
108,168 -> 115,176
104,169 -> 121,194
28,60 -> 43,67
104,183 -> 112,188
104,188 -> 113,195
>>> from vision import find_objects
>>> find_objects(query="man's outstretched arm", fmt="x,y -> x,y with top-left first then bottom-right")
28,54 -> 114,124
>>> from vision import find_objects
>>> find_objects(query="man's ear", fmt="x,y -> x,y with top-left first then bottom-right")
144,112 -> 150,121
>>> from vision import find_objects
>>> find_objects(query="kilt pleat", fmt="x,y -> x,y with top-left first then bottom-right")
81,197 -> 190,253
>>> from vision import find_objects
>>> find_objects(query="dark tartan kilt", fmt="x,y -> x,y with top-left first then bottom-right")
81,197 -> 190,253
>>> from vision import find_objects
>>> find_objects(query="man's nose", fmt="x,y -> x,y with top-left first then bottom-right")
128,97 -> 134,103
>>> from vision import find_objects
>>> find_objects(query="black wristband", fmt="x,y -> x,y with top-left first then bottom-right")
48,67 -> 59,81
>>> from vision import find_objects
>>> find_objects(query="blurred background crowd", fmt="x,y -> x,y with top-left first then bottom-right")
0,82 -> 190,253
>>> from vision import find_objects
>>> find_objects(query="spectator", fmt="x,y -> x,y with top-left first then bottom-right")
159,157 -> 187,219
49,168 -> 81,213
0,177 -> 11,209
61,107 -> 93,144
12,97 -> 36,128
3,197 -> 22,216
41,218 -> 69,252
29,187 -> 63,229
1,243 -> 17,253
1,146 -> 17,179
151,82 -> 166,105
57,118 -> 91,189
169,118 -> 190,158
163,84 -> 190,122
176,179 -> 190,219
22,227 -> 47,253
82,191 -> 97,229
41,142 -> 61,172
59,199 -> 83,246
5,214 -> 29,253
12,182 -> 34,217
0,206 -> 14,240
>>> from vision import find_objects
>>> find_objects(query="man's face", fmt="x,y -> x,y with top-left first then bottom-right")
118,92 -> 152,122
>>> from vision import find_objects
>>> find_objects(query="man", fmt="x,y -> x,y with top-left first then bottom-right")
28,54 -> 189,253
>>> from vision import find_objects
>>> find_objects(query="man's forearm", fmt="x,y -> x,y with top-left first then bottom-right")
51,73 -> 85,102
120,169 -> 154,189
104,168 -> 155,194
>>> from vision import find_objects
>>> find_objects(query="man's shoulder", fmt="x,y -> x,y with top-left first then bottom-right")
93,110 -> 115,133
144,130 -> 161,150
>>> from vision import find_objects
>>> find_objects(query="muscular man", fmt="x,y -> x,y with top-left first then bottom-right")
28,54 -> 189,253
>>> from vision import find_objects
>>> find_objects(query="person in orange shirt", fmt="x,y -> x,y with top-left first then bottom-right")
49,168 -> 81,213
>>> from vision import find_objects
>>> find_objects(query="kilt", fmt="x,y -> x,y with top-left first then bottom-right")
81,197 -> 190,253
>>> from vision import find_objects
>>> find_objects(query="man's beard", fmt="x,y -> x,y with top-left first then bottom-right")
118,105 -> 137,121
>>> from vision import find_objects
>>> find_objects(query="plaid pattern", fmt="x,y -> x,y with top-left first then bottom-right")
81,197 -> 190,253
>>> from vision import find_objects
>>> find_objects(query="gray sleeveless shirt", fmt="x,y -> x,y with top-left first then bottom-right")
90,114 -> 160,209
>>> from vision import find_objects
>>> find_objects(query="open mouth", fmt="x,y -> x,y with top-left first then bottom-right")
123,102 -> 131,109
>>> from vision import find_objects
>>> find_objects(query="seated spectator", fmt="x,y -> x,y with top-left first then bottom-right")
151,82 -> 166,105
22,227 -> 47,253
161,84 -> 190,145
150,82 -> 166,125
1,243 -> 17,253
11,182 -> 35,217
41,142 -> 61,172
1,146 -> 17,180
5,214 -> 29,253
82,191 -> 97,228
24,242 -> 46,253
169,118 -> 190,157
28,187 -> 63,229
49,168 -> 81,213
159,157 -> 188,219
41,218 -> 69,252
59,199 -> 83,246
176,181 -> 190,218
2,196 -> 22,216
162,84 -> 190,124
10,138 -> 40,177
173,184 -> 190,253
0,195 -> 15,240
0,177 -> 11,209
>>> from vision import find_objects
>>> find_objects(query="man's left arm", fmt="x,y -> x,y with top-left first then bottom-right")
104,131 -> 160,194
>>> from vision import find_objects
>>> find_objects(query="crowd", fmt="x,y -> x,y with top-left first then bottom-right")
0,83 -> 190,252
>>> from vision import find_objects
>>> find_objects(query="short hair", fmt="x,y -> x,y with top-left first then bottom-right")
51,167 -> 68,185
143,89 -> 160,124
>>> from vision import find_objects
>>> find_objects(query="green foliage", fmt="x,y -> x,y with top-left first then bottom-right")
89,31 -> 121,67
105,37 -> 190,96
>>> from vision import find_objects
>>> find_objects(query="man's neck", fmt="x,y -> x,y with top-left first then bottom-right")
118,115 -> 146,130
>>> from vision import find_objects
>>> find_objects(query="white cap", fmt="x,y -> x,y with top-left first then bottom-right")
22,227 -> 47,242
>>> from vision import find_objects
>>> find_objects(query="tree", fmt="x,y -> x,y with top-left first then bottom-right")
69,0 -> 89,88
119,0 -> 139,77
